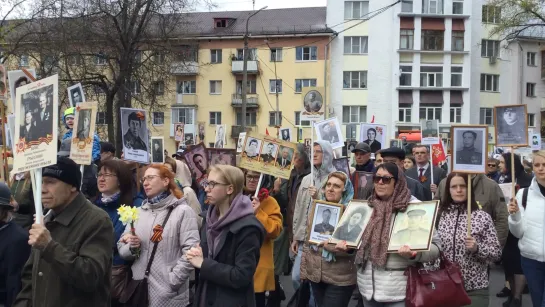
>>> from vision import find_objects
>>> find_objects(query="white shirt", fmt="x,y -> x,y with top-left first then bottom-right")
416,162 -> 430,175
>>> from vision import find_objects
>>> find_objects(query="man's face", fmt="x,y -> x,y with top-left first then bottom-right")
25,112 -> 32,124
39,94 -> 47,109
310,93 -> 315,100
66,116 -> 74,129
129,120 -> 141,136
266,144 -> 274,154
154,143 -> 159,150
248,141 -> 257,153
426,121 -> 433,130
41,177 -> 75,210
323,125 -> 330,134
367,130 -> 376,141
322,210 -> 331,223
313,144 -> 323,166
282,149 -> 289,159
83,115 -> 90,127
355,152 -> 370,165
73,91 -> 81,103
408,216 -> 422,230
462,132 -> 475,148
413,147 -> 429,164
374,153 -> 383,167
283,130 -> 288,137
194,155 -> 205,172
503,110 -> 518,124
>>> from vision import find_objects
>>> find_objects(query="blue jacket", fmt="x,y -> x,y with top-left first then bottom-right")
62,130 -> 101,162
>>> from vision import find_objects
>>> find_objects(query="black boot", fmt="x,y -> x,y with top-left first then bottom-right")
497,287 -> 512,298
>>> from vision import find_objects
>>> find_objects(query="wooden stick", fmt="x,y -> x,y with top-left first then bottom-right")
511,148 -> 516,200
1,105 -> 8,186
429,148 -> 434,199
310,120 -> 314,186
467,174 -> 472,236
33,169 -> 44,224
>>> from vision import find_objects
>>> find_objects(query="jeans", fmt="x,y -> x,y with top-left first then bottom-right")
291,242 -> 316,307
466,288 -> 489,307
521,256 -> 545,307
361,297 -> 405,307
310,282 -> 355,307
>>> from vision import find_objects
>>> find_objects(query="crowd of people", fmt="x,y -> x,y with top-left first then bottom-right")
0,135 -> 544,307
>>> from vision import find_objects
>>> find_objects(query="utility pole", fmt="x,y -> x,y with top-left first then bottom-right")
241,6 -> 267,132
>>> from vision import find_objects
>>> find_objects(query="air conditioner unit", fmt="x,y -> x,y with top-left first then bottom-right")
489,56 -> 497,64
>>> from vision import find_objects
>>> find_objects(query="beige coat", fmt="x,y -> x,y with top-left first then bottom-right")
175,160 -> 202,228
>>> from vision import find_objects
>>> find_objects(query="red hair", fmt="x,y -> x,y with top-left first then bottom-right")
147,164 -> 183,199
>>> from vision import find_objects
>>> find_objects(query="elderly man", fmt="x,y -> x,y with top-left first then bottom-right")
276,147 -> 292,169
14,157 -> 113,307
352,142 -> 375,173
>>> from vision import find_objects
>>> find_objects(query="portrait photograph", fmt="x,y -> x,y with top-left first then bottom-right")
280,128 -> 292,142
347,140 -> 358,153
215,124 -> 226,148
67,83 -> 85,107
307,200 -> 344,244
7,69 -> 36,110
276,146 -> 294,170
151,137 -> 165,163
242,137 -> 262,161
330,200 -> 373,247
237,132 -> 246,153
360,123 -> 386,153
451,125 -> 487,174
71,102 -> 98,165
388,201 -> 439,252
174,123 -> 184,142
181,143 -> 209,183
120,108 -> 149,164
390,139 -> 401,148
303,89 -> 323,113
184,133 -> 194,146
208,148 -> 236,166
531,133 -> 541,150
260,141 -> 278,165
332,157 -> 350,175
197,122 -> 205,144
494,105 -> 528,147
315,117 -> 343,149
354,171 -> 373,199
420,119 -> 439,145
75,109 -> 91,140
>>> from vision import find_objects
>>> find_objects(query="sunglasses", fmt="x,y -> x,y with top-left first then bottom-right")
373,175 -> 395,184
487,164 -> 496,167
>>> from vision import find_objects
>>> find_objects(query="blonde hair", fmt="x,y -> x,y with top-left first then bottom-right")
209,165 -> 244,204
533,151 -> 545,163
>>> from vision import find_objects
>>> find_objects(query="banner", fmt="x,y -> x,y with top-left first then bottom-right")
239,132 -> 297,179
70,101 -> 97,165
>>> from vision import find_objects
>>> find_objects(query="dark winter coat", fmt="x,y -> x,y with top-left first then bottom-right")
0,221 -> 31,307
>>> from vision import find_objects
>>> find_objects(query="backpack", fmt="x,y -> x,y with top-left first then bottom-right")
522,187 -> 529,209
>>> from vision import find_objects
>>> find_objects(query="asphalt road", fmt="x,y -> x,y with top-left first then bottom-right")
279,265 -> 532,307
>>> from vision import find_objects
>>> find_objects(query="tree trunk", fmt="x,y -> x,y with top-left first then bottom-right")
106,94 -> 115,147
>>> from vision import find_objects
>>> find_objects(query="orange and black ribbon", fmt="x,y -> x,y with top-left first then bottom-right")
150,224 -> 164,243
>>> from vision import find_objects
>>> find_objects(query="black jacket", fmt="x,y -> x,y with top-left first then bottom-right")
195,215 -> 265,307
0,221 -> 31,307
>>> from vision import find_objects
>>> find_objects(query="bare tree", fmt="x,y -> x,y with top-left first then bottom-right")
486,0 -> 545,40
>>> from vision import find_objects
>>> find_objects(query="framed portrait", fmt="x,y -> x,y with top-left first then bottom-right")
215,124 -> 226,148
494,105 -> 528,147
315,117 -> 344,149
174,123 -> 184,142
301,87 -> 325,121
242,136 -> 262,161
239,132 -> 297,179
237,132 -> 246,153
70,101 -> 97,165
208,148 -> 236,166
353,171 -> 373,199
120,108 -> 149,164
184,133 -> 194,146
151,137 -> 165,163
347,140 -> 358,153
332,157 -> 350,175
360,123 -> 386,153
388,200 -> 439,252
531,133 -> 541,150
307,200 -> 344,245
420,119 -> 439,145
276,145 -> 294,170
330,200 -> 373,247
181,142 -> 208,185
451,125 -> 487,173
280,127 -> 292,142
67,83 -> 85,107
390,139 -> 401,148
7,69 -> 36,110
259,141 -> 279,165
197,122 -> 205,144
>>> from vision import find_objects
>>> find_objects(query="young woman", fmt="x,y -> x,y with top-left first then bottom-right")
118,164 -> 200,307
509,150 -> 545,307
437,173 -> 501,306
403,156 -> 415,171
300,171 -> 356,307
356,163 -> 440,307
187,165 -> 265,307
243,170 -> 282,307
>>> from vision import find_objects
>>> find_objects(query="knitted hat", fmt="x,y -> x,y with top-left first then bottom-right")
42,156 -> 81,191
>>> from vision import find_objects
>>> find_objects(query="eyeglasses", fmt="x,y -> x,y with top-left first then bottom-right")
373,175 -> 394,184
140,175 -> 160,183
97,173 -> 117,179
246,175 -> 260,182
202,180 -> 229,189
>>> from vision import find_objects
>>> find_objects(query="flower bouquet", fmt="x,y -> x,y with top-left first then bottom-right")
118,205 -> 140,258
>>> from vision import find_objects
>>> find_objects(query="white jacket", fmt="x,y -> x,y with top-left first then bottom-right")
509,178 -> 545,262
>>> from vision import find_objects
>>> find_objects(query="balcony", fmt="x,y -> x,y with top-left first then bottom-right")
231,125 -> 255,138
170,61 -> 199,75
231,60 -> 259,74
231,94 -> 259,107
172,94 -> 198,106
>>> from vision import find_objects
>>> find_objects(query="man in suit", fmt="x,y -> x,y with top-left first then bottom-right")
260,143 -> 276,163
422,120 -> 437,138
390,209 -> 430,247
406,144 -> 447,196
313,208 -> 335,235
456,131 -> 482,165
36,91 -> 52,134
276,147 -> 292,169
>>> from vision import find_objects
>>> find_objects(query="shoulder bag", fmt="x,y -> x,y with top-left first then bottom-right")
119,207 -> 174,307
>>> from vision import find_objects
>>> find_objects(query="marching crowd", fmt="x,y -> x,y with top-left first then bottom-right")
1,133 -> 545,307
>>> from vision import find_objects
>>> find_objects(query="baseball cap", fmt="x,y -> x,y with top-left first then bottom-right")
352,142 -> 372,154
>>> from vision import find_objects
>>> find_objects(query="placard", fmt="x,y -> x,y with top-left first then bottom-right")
7,69 -> 36,110
307,200 -> 344,244
360,123 -> 386,153
280,127 -> 292,142
239,132 -> 297,179
236,132 -> 246,153
315,117 -> 343,149
301,87 -> 325,121
67,83 -> 85,107
70,101 -> 97,165
420,119 -> 440,145
494,105 -> 528,147
451,125 -> 488,174
214,124 -> 226,148
531,133 -> 541,150
151,137 -> 165,163
174,123 -> 184,142
120,108 -> 149,164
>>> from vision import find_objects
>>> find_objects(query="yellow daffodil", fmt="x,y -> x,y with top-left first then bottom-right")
117,205 -> 139,225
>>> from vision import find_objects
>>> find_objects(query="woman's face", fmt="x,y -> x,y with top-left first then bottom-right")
498,155 -> 507,174
349,212 -> 363,226
97,167 -> 120,195
449,175 -> 467,203
245,171 -> 260,192
533,155 -> 545,182
374,168 -> 396,199
25,112 -> 32,125
142,167 -> 169,198
324,176 -> 344,203
205,170 -> 232,205
403,158 -> 414,170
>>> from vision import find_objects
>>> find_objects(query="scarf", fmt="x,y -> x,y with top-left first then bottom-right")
100,192 -> 120,204
148,191 -> 170,204
356,166 -> 411,267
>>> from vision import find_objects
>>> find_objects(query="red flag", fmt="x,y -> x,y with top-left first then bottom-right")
265,128 -> 270,136
431,142 -> 447,166
371,115 -> 375,123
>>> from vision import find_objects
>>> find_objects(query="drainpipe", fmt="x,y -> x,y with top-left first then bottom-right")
518,41 -> 523,105
324,43 -> 328,118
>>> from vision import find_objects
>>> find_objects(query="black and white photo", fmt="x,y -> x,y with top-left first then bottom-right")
360,124 -> 386,153
184,133 -> 194,146
330,201 -> 373,247
280,128 -> 292,142
7,69 -> 35,110
120,108 -> 149,164
67,83 -> 85,107
208,148 -> 236,166
197,122 -> 205,144
315,117 -> 343,149
174,123 -> 184,142
332,157 -> 350,175
215,124 -> 226,148
259,141 -> 278,164
347,140 -> 358,153
451,125 -> 487,173
307,200 -> 344,244
420,119 -> 439,145
303,90 -> 323,113
388,201 -> 439,252
19,85 -> 54,144
76,109 -> 91,140
151,137 -> 165,163
390,139 -> 401,148
182,143 -> 209,184
243,137 -> 262,161
494,105 -> 528,146
237,132 -> 246,153
531,133 -> 541,150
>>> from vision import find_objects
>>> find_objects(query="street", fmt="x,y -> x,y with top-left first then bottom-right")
279,265 -> 532,306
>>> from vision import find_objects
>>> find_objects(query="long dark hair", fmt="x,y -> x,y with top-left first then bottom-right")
436,173 -> 480,227
502,153 -> 523,179
100,159 -> 134,206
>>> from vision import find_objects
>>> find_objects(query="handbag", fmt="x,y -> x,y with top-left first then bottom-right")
119,207 -> 174,306
111,264 -> 131,300
405,251 -> 471,307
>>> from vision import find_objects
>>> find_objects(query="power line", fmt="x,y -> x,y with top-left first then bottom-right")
257,74 -> 297,128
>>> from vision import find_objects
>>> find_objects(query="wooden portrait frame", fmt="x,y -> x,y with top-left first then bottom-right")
306,200 -> 345,245
329,200 -> 373,248
387,200 -> 439,252
207,148 -> 236,166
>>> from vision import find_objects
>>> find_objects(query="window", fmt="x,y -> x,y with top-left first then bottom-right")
343,71 -> 367,89
43,55 -> 59,71
422,0 -> 443,14
401,0 -> 413,12
344,1 -> 369,19
270,48 -> 283,62
236,80 -> 257,94
19,54 -> 29,67
235,48 -> 257,61
95,52 -> 107,65
479,108 -> 493,125
179,45 -> 198,62
209,80 -> 222,94
154,81 -> 164,96
69,55 -> 83,65
295,111 -> 311,127
172,108 -> 194,125
526,83 -> 536,97
211,49 -> 222,63
344,36 -> 368,54
153,53 -> 165,64
296,47 -> 317,61
152,112 -> 164,125
177,80 -> 196,94
452,31 -> 464,51
422,30 -> 444,50
482,5 -> 501,24
399,107 -> 412,122
450,107 -> 462,123
295,79 -> 317,93
419,106 -> 442,121
528,113 -> 536,127
400,66 -> 412,86
130,81 -> 141,95
453,0 -> 463,14
96,112 -> 106,125
236,111 -> 257,126
269,111 -> 282,126
342,106 -> 367,124
269,79 -> 282,93
420,66 -> 443,87
527,52 -> 537,66
209,112 -> 222,125
451,67 -> 463,86
481,40 -> 500,57
480,74 -> 499,92
400,30 -> 414,50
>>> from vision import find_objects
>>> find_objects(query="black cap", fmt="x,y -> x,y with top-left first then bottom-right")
380,147 -> 406,160
0,182 -> 12,209
43,156 -> 82,191
100,142 -> 116,154
352,142 -> 371,154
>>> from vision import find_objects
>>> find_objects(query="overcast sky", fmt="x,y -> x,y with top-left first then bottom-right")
199,0 -> 327,11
